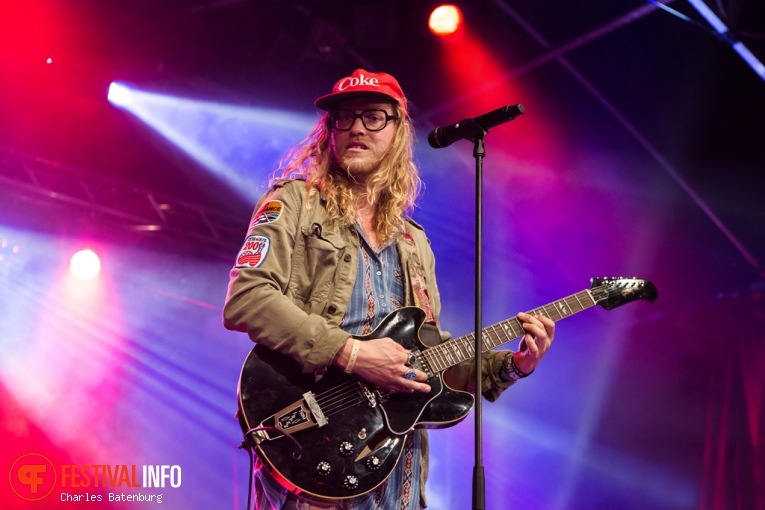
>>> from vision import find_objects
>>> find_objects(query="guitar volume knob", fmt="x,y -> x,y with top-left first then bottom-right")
316,462 -> 331,476
343,475 -> 359,490
366,456 -> 381,471
338,441 -> 354,457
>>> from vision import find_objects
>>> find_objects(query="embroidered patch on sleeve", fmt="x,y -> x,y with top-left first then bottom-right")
250,200 -> 284,229
235,234 -> 271,268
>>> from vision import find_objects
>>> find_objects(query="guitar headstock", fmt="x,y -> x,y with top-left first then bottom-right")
589,277 -> 658,310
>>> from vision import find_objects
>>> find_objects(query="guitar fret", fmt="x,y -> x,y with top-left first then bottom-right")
433,346 -> 448,372
461,335 -> 473,358
485,324 -> 500,349
451,341 -> 465,362
424,286 -> 604,374
557,301 -> 569,318
492,324 -> 507,348
503,319 -> 521,339
460,333 -> 491,355
498,321 -> 513,344
425,348 -> 440,372
449,341 -> 464,363
443,348 -> 456,366
564,297 -> 579,313
448,339 -> 463,359
484,325 -> 495,346
542,304 -> 559,321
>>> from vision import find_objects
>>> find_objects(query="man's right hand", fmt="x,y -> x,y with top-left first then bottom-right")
334,337 -> 431,394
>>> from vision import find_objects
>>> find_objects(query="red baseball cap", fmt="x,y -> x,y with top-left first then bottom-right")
314,69 -> 407,114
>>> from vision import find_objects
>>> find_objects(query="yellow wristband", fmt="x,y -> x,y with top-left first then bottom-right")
344,339 -> 361,374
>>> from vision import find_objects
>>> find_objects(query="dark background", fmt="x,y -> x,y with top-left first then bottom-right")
1,0 -> 764,267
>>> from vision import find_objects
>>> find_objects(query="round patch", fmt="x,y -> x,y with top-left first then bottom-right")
236,234 -> 271,268
250,200 -> 284,229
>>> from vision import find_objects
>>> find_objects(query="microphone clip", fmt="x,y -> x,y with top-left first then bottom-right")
431,118 -> 486,148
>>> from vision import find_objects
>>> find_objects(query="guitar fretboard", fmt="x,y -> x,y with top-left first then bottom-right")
423,289 -> 597,373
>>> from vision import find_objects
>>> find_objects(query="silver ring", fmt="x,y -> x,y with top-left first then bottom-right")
406,351 -> 416,366
405,370 -> 417,380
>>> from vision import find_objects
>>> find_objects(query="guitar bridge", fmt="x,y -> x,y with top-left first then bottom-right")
303,391 -> 328,427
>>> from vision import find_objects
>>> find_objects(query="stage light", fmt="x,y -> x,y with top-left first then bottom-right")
106,83 -> 315,203
108,81 -> 134,107
686,0 -> 765,81
429,5 -> 463,36
70,249 -> 101,280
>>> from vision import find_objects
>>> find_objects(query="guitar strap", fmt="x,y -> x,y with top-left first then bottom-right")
403,230 -> 436,325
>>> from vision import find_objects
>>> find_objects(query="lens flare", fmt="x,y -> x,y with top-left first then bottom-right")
70,249 -> 101,280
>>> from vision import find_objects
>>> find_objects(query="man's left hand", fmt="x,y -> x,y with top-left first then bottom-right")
513,312 -> 555,374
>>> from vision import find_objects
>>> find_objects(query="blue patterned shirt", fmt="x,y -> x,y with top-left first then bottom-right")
339,225 -> 405,334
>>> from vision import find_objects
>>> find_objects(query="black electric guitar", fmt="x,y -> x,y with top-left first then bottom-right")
237,277 -> 657,504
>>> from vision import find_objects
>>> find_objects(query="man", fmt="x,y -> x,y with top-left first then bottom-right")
224,69 -> 554,509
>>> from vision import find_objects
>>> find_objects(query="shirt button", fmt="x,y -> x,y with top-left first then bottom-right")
376,271 -> 382,276
382,303 -> 387,308
328,305 -> 337,314
344,254 -> 352,262
379,294 -> 384,299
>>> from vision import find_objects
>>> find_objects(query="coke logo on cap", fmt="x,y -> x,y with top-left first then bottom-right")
338,74 -> 380,90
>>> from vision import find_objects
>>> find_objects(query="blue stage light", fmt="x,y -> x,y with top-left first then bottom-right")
108,81 -> 134,107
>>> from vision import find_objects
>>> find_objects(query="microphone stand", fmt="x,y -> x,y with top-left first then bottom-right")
452,118 -> 490,510
473,133 -> 486,510
429,104 -> 523,509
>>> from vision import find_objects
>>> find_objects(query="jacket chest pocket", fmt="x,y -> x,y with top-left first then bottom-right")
289,223 -> 346,306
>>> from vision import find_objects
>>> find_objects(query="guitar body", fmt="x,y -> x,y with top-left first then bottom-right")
237,278 -> 658,504
237,307 -> 474,503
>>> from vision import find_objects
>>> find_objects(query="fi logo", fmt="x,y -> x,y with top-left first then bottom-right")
9,453 -> 57,501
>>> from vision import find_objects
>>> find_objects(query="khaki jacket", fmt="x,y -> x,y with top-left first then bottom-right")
224,179 -> 515,506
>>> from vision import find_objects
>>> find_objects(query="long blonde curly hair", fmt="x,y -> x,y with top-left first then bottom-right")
270,102 -> 422,242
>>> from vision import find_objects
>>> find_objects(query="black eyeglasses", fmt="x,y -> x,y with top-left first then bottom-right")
329,109 -> 398,132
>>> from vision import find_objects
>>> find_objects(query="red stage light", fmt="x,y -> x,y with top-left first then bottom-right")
429,5 -> 463,36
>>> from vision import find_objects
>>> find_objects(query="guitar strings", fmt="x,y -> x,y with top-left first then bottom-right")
314,380 -> 367,416
320,392 -> 364,416
421,287 -> 606,372
315,380 -> 360,404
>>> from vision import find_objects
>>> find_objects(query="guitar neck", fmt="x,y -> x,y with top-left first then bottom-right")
424,288 -> 597,373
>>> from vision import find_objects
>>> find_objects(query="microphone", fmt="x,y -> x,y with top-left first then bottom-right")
427,104 -> 525,148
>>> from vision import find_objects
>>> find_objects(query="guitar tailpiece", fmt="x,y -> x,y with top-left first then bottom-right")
246,426 -> 304,459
